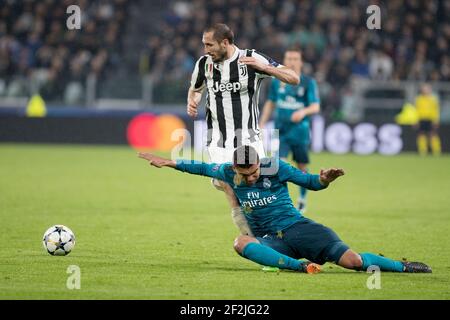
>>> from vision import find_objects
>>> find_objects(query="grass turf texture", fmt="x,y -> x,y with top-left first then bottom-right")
0,143 -> 449,299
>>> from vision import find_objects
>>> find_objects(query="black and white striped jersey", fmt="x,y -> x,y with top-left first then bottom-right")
190,46 -> 281,149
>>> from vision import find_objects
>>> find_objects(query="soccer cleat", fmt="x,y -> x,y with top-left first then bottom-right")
301,261 -> 321,274
401,261 -> 432,273
261,266 -> 280,272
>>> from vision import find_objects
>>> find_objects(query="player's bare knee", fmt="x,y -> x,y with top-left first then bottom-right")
233,235 -> 258,254
339,249 -> 363,268
346,253 -> 363,268
351,253 -> 363,268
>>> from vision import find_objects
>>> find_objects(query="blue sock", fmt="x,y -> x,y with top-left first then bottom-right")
360,253 -> 404,272
242,242 -> 303,271
300,186 -> 307,200
299,169 -> 308,201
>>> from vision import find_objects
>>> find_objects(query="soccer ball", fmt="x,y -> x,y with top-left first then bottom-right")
42,225 -> 76,256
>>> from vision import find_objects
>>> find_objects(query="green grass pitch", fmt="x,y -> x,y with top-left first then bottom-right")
0,143 -> 449,299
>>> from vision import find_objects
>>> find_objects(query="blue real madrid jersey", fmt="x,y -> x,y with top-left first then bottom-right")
268,74 -> 320,144
175,158 -> 327,237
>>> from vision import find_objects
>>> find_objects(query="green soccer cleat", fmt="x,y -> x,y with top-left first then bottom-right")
262,266 -> 280,272
401,261 -> 432,273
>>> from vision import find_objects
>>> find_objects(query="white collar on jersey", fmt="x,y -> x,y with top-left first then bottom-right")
221,45 -> 240,64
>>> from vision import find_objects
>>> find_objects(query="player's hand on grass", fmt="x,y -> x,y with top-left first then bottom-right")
291,109 -> 306,123
138,152 -> 175,168
319,168 -> 345,186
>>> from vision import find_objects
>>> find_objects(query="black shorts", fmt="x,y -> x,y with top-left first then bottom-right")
418,120 -> 433,132
257,217 -> 349,265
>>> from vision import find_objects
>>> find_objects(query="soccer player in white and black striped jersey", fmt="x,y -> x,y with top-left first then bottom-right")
187,23 -> 299,236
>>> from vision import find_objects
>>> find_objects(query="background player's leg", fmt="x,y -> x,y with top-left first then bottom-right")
297,162 -> 308,211
417,134 -> 428,155
416,124 -> 429,156
430,132 -> 441,156
294,144 -> 310,211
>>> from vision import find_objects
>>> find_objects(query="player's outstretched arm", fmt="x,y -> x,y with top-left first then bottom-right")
281,161 -> 344,190
138,152 -> 176,168
138,152 -> 227,181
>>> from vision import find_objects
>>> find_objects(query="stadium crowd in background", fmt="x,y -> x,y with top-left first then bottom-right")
0,0 -> 449,109
147,0 -> 450,82
142,0 -> 449,112
0,0 -> 131,103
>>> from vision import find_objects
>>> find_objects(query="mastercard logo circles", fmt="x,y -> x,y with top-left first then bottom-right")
127,113 -> 186,151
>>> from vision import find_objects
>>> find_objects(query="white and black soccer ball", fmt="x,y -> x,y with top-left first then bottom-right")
42,225 -> 76,256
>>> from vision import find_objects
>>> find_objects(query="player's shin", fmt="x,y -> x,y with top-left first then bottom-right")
298,187 -> 307,211
417,134 -> 428,155
431,135 -> 441,156
242,242 -> 305,272
297,167 -> 308,211
359,253 -> 404,272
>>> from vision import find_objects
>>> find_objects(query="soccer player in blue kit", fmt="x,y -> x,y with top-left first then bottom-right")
138,146 -> 432,274
260,48 -> 320,212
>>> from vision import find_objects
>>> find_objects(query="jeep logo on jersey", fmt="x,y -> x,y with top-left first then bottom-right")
212,81 -> 242,93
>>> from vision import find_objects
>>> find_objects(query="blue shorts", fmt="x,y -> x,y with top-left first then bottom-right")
256,217 -> 349,265
278,137 -> 310,164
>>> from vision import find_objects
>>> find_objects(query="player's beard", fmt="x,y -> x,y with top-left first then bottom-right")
211,48 -> 227,62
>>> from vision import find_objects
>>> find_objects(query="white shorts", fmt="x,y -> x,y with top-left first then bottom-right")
206,140 -> 266,164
